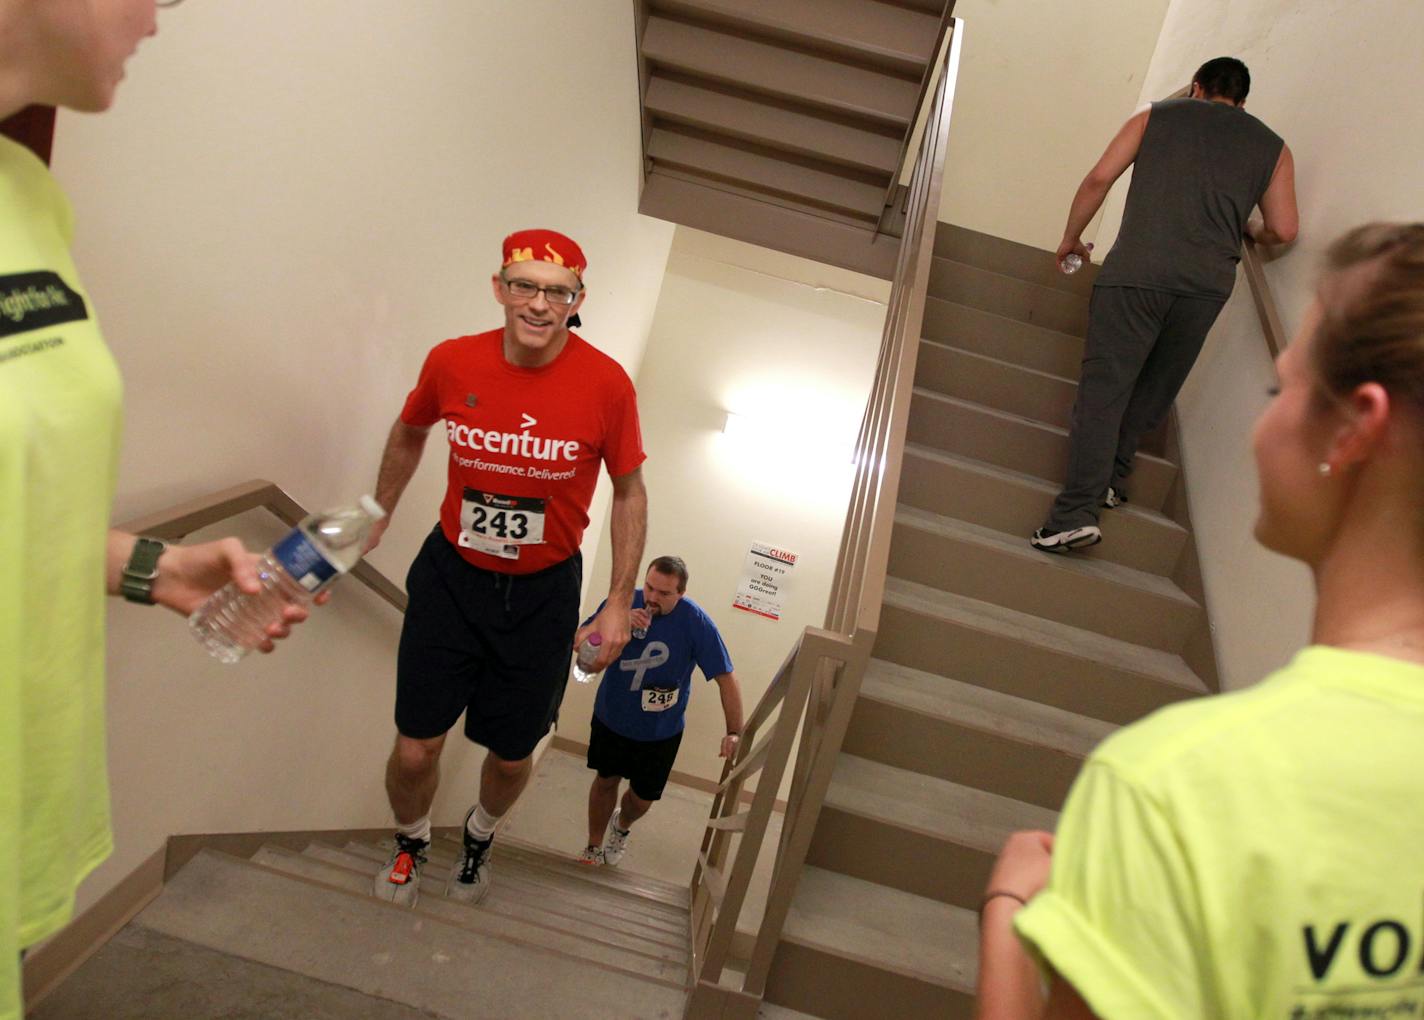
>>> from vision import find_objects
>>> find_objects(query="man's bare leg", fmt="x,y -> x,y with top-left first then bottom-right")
386,732 -> 447,824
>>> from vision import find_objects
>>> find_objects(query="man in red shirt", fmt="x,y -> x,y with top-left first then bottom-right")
365,229 -> 647,907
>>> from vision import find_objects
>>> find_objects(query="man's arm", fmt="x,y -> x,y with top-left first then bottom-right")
576,466 -> 647,670
1057,107 -> 1150,263
366,418 -> 432,552
106,530 -> 315,652
713,672 -> 744,758
1246,143 -> 1298,246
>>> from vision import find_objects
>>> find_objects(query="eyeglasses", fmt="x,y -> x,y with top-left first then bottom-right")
501,274 -> 581,307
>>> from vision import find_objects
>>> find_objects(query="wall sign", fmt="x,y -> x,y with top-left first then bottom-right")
732,542 -> 798,621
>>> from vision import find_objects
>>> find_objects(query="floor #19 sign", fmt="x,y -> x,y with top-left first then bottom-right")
732,542 -> 798,621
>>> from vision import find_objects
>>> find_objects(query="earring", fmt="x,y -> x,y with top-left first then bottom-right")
1318,462 -> 1333,477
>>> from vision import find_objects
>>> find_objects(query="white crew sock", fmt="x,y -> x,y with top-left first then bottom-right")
396,814 -> 431,844
467,803 -> 500,843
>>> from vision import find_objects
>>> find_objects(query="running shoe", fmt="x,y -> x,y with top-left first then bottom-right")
372,833 -> 428,908
1030,525 -> 1102,553
446,808 -> 493,904
577,845 -> 605,866
602,808 -> 631,867
1102,487 -> 1125,509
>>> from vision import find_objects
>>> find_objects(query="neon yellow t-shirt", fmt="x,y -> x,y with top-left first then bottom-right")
0,136 -> 122,1020
1015,646 -> 1424,1019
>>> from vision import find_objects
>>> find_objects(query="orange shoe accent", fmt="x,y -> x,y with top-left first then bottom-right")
388,852 -> 414,885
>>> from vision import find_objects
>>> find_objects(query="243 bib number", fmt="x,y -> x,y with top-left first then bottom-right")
459,489 -> 546,560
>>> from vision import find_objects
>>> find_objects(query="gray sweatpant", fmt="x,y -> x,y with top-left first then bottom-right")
1046,285 -> 1225,530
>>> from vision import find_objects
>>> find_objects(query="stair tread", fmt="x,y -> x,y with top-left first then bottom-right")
902,442 -> 1184,535
883,576 -> 1209,695
923,292 -> 1085,348
139,850 -> 688,1019
251,846 -> 689,979
911,388 -> 1178,470
301,843 -> 691,949
861,659 -> 1114,758
827,753 -> 1058,852
784,867 -> 976,992
921,334 -> 1077,385
893,503 -> 1198,608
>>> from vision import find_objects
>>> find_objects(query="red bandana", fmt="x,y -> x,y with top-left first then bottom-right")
502,229 -> 587,279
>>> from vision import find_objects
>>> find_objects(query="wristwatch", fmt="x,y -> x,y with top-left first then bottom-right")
120,536 -> 168,605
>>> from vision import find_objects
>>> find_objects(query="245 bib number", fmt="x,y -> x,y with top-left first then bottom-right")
459,489 -> 546,560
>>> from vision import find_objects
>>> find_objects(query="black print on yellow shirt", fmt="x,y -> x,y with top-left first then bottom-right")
0,271 -> 88,339
1302,909 -> 1424,982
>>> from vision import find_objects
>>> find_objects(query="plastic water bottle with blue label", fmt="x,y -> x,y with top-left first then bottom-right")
188,495 -> 386,664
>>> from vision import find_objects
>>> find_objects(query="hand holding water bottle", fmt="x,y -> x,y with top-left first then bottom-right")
1056,238 -> 1094,274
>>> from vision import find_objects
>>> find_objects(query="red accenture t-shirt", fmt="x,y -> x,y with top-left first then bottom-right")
400,328 -> 645,575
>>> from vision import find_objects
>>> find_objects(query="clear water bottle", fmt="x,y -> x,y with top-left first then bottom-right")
188,495 -> 386,663
572,633 -> 603,684
1060,253 -> 1084,275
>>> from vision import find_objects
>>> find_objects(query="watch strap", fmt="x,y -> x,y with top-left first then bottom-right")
120,536 -> 168,605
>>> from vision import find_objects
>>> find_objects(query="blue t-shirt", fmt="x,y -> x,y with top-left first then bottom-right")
590,592 -> 734,742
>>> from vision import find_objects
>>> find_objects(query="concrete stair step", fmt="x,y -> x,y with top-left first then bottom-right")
906,388 -> 1178,512
645,74 -> 902,176
758,1003 -> 829,1020
889,505 -> 1202,653
844,659 -> 1113,810
922,296 -> 1084,378
648,126 -> 888,221
341,839 -> 690,936
916,337 -> 1079,430
934,220 -> 1099,296
811,753 -> 1058,906
764,867 -> 975,1019
651,0 -> 943,76
430,833 -> 692,912
250,845 -> 688,984
876,577 -> 1207,726
928,256 -> 1090,337
898,443 -> 1187,576
136,850 -> 688,1019
293,843 -> 690,957
642,16 -> 919,129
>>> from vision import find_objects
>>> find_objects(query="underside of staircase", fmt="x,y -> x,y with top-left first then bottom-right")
721,224 -> 1222,1020
33,833 -> 693,1020
635,0 -> 955,278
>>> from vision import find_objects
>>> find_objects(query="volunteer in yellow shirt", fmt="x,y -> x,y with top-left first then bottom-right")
1,4 -> 314,1018
976,221 -> 1424,1019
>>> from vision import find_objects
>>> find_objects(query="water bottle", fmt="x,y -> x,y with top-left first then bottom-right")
1059,253 -> 1084,275
188,495 -> 386,664
572,633 -> 603,684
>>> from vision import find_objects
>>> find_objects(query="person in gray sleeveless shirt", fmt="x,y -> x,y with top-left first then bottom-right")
1032,57 -> 1298,553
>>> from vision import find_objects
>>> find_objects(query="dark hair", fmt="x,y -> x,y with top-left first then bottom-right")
1193,57 -> 1251,104
648,555 -> 688,593
1313,223 -> 1424,411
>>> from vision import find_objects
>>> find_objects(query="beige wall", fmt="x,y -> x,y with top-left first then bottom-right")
562,228 -> 890,786
939,0 -> 1169,252
52,0 -> 673,915
1102,0 -> 1424,689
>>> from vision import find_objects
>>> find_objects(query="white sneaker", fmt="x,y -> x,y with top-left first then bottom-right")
372,834 -> 427,908
577,845 -> 605,866
1102,487 -> 1125,509
446,808 -> 493,904
602,808 -> 631,867
1030,525 -> 1102,553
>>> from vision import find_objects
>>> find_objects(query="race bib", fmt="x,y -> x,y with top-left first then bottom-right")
641,687 -> 680,713
459,488 -> 546,560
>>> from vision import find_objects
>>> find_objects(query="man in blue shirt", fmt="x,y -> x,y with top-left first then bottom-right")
579,556 -> 743,866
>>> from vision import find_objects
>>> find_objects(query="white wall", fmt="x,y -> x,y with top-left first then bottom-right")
52,0 -> 674,914
561,228 -> 890,785
939,0 -> 1169,252
1100,0 -> 1424,689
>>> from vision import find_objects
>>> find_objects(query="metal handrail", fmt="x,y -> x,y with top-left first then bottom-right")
116,478 -> 408,614
683,18 -> 965,1018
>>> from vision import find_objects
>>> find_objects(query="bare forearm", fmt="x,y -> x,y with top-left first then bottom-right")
374,420 -> 430,518
607,485 -> 647,606
717,674 -> 744,734
1062,177 -> 1111,246
975,899 -> 1045,1020
106,530 -> 140,595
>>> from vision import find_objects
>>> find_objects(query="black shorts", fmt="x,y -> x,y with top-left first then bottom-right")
395,526 -> 581,762
586,715 -> 683,802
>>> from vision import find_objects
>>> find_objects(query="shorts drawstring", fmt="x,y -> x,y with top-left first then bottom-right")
493,572 -> 514,616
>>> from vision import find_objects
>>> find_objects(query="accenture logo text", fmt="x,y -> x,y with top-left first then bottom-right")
446,419 -> 580,462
